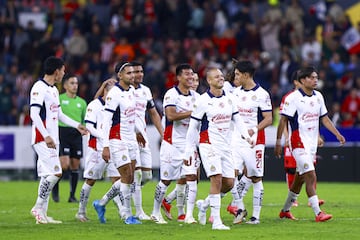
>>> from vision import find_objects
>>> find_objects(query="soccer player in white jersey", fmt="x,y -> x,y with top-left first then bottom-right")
150,63 -> 199,224
92,62 -> 145,225
161,72 -> 201,223
131,62 -> 163,220
30,56 -> 87,224
229,60 -> 273,224
184,67 -> 252,230
275,66 -> 345,222
75,78 -> 121,222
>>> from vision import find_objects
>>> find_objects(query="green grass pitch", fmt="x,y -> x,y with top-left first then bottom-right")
0,180 -> 359,240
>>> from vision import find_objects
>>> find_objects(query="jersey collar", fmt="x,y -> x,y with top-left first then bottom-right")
40,79 -> 54,87
115,82 -> 131,91
298,88 -> 316,97
175,86 -> 191,96
241,83 -> 259,92
206,89 -> 225,98
98,96 -> 105,105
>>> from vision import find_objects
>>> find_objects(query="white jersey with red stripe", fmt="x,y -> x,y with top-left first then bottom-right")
191,90 -> 237,146
232,83 -> 272,146
280,88 -> 328,154
30,79 -> 60,145
104,83 -> 136,142
134,83 -> 155,140
84,97 -> 105,150
163,86 -> 199,146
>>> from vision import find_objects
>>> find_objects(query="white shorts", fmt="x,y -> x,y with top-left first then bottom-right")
83,147 -> 120,179
182,149 -> 201,176
33,142 -> 62,177
135,143 -> 152,169
199,143 -> 235,178
232,146 -> 245,173
109,139 -> 138,168
292,148 -> 315,175
233,144 -> 265,177
159,141 -> 184,181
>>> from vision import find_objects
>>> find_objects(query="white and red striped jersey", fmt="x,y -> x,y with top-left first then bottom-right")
30,79 -> 60,145
84,97 -> 105,150
232,83 -> 272,146
134,83 -> 155,136
280,88 -> 328,154
102,83 -> 136,146
163,86 -> 199,146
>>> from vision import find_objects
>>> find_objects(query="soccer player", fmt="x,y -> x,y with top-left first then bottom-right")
185,67 -> 252,230
75,78 -> 121,222
280,70 -> 325,207
275,66 -> 345,222
229,60 -> 273,224
161,72 -> 201,222
92,62 -> 145,225
131,62 -> 163,220
150,63 -> 199,224
52,74 -> 87,203
30,56 -> 87,224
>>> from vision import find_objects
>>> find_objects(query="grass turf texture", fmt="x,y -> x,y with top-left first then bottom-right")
0,180 -> 359,240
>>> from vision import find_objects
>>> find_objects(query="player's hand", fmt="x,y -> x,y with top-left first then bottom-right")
102,147 -> 110,163
274,144 -> 282,158
245,137 -> 255,148
317,136 -> 324,147
77,124 -> 88,135
183,156 -> 192,166
136,132 -> 146,148
45,136 -> 56,149
336,134 -> 346,146
248,127 -> 258,137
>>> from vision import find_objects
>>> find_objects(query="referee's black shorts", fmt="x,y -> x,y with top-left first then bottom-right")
59,126 -> 83,158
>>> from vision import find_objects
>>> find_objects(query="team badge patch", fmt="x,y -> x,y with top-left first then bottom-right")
304,163 -> 309,170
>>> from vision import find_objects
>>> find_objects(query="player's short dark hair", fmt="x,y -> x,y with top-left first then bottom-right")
290,70 -> 300,82
176,63 -> 192,76
234,60 -> 255,77
44,56 -> 64,75
62,74 -> 77,85
297,66 -> 318,82
130,61 -> 142,67
114,61 -> 131,73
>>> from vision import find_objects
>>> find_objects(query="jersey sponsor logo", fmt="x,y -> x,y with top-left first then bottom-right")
301,112 -> 319,122
50,103 -> 59,112
211,114 -> 231,124
62,100 -> 70,104
124,107 -> 136,116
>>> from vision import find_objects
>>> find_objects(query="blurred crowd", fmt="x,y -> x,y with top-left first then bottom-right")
1,0 -> 360,127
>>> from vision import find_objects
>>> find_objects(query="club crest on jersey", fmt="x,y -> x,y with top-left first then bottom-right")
252,95 -> 257,101
87,108 -> 92,112
107,97 -> 112,101
32,92 -> 39,96
122,155 -> 128,161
